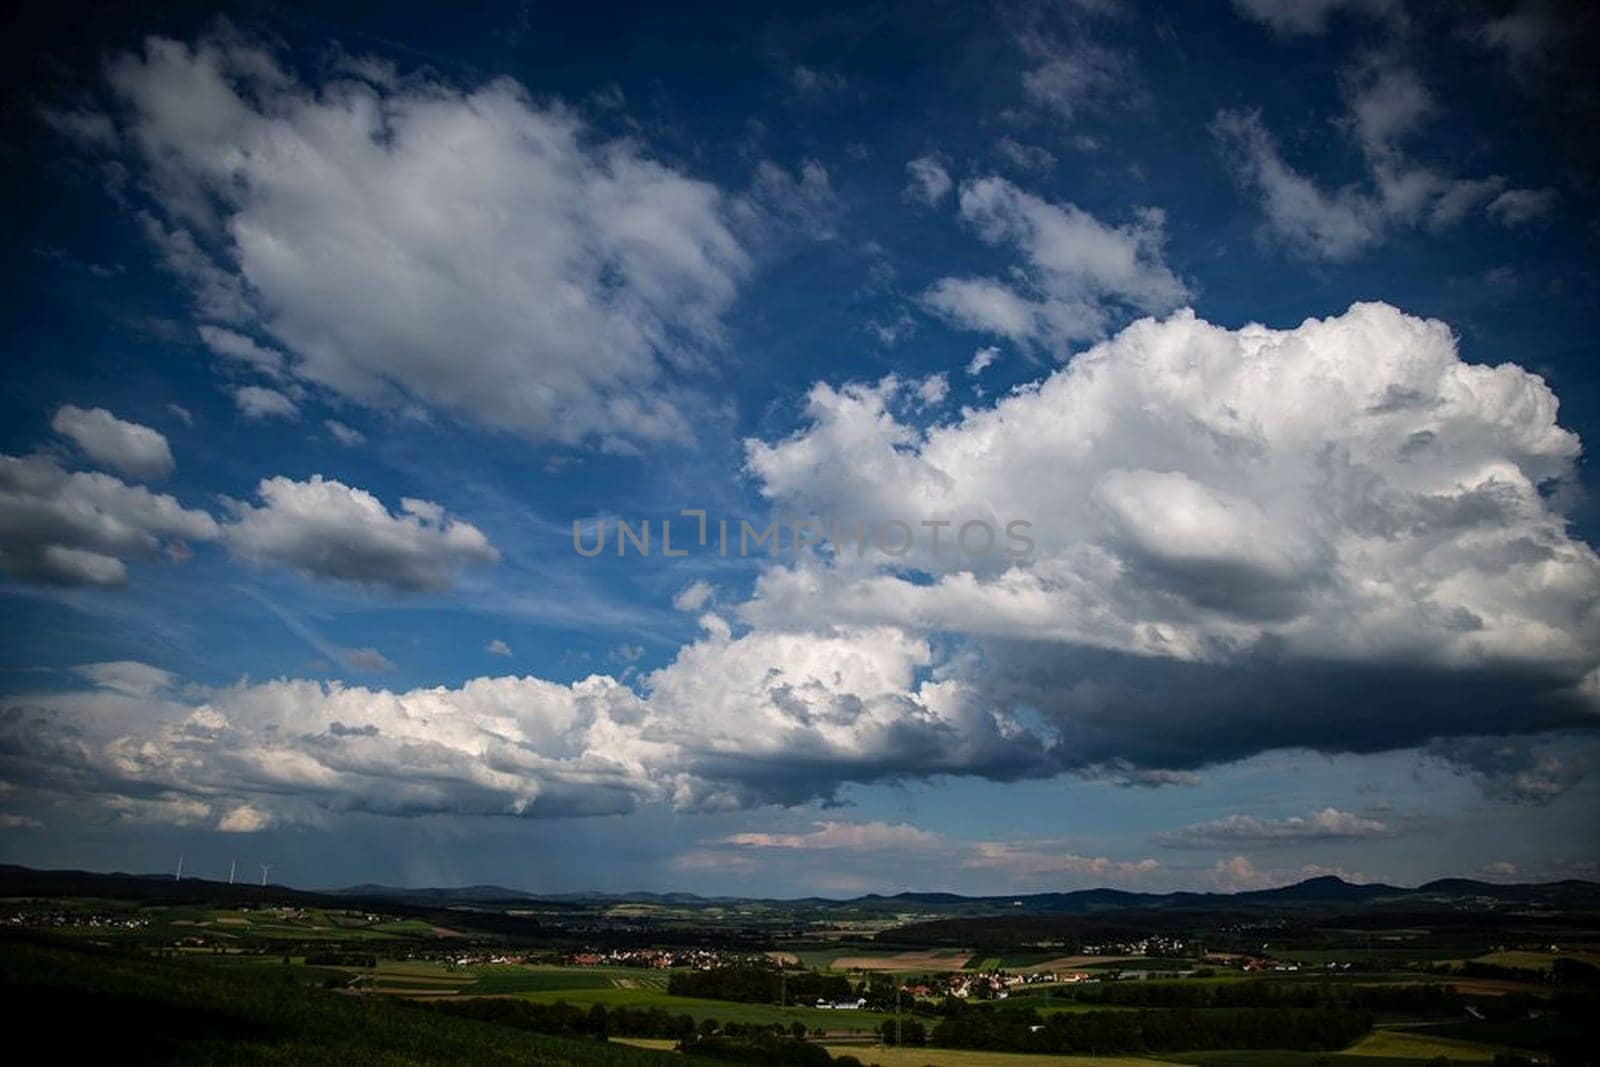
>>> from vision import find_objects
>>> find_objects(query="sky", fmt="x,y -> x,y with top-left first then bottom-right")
1,0 -> 1597,897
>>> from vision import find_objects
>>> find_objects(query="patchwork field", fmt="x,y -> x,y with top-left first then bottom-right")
0,935 -> 698,1067
829,949 -> 975,972
516,985 -> 895,1031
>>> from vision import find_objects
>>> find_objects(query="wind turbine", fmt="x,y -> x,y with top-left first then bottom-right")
259,863 -> 273,887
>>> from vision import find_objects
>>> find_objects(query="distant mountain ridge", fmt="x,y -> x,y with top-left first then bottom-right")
2,863 -> 1595,914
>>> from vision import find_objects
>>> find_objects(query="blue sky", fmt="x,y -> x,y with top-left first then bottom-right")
1,0 -> 1597,895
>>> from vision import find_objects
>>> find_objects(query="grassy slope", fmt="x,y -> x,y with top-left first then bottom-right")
0,934 -> 699,1066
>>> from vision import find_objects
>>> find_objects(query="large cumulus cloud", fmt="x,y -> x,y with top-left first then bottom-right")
743,302 -> 1599,780
0,622 -> 1045,822
0,670 -> 662,823
4,303 -> 1595,825
93,30 -> 748,448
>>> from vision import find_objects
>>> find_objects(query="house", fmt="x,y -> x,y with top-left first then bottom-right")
816,997 -> 868,1010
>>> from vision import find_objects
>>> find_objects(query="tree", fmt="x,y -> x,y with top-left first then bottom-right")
880,1017 -> 926,1046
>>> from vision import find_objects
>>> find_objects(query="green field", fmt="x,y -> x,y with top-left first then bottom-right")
1342,1029 -> 1501,1061
470,964 -> 654,994
0,934 -> 706,1066
199,953 -> 899,1030
518,984 -> 898,1031
48,902 -> 458,944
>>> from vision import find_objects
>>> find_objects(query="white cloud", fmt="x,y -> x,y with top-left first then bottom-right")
995,138 -> 1056,172
1155,807 -> 1396,848
790,65 -> 847,97
324,419 -> 364,446
903,156 -> 953,206
1468,1 -> 1565,73
1212,110 -> 1383,260
1016,30 -> 1127,121
486,638 -> 513,657
747,159 -> 842,239
923,277 -> 1050,347
102,31 -> 748,449
640,621 -> 1052,808
2,668 -> 666,821
914,373 -> 949,407
743,302 -> 1600,777
218,804 -> 272,832
966,345 -> 1000,377
1487,188 -> 1558,226
101,793 -> 214,828
233,385 -> 299,421
338,646 -> 396,673
1209,855 -> 1367,891
0,623 -> 1045,822
718,820 -> 942,851
0,452 -> 218,586
748,302 -> 1592,664
1231,0 -> 1400,35
1214,56 -> 1557,259
672,580 -> 715,613
223,475 -> 499,593
197,325 -> 288,379
922,177 -> 1188,352
73,661 -> 179,697
962,842 -> 1161,885
51,405 -> 174,480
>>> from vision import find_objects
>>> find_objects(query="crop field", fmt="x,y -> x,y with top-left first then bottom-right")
788,943 -> 881,969
993,951 -> 1079,969
996,953 -> 1147,972
830,949 -> 975,972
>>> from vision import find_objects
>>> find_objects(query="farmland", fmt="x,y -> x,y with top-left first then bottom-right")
3,864 -> 1597,1064
0,934 -> 703,1066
